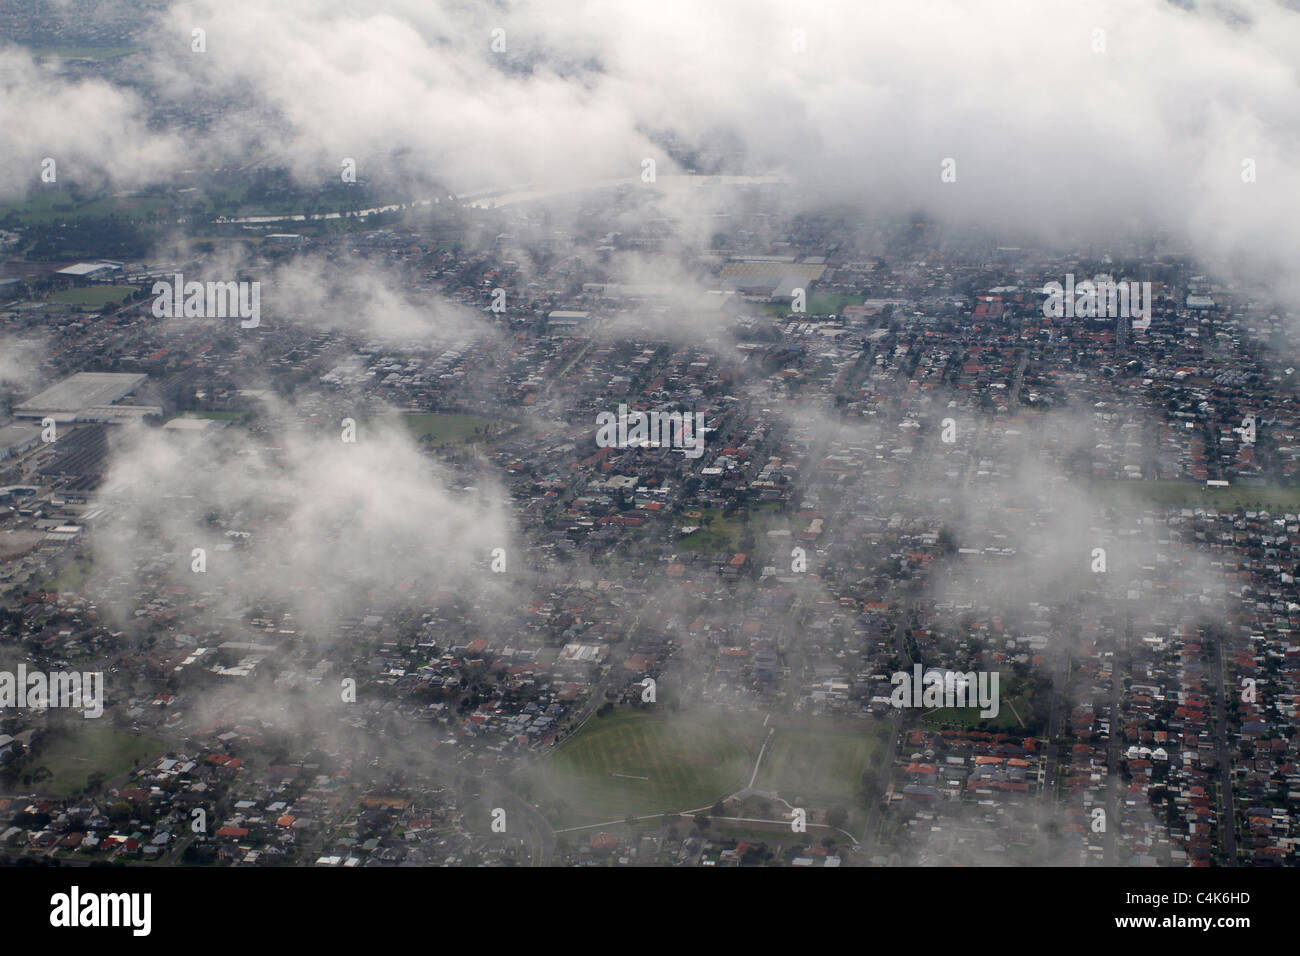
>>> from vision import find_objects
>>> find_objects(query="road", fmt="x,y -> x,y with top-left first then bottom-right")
1209,630 -> 1239,865
1040,649 -> 1071,808
1103,616 -> 1127,865
857,594 -> 914,856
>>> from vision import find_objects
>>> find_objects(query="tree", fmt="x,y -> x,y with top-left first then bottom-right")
693,813 -> 710,832
741,842 -> 769,865
711,800 -> 726,818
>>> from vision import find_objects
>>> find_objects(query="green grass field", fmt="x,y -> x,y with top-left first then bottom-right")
377,412 -> 508,446
755,725 -> 889,807
1094,478 -> 1300,511
201,184 -> 412,219
26,728 -> 165,796
0,193 -> 169,225
708,821 -> 818,842
676,515 -> 737,552
762,293 -> 861,318
45,285 -> 134,310
532,710 -> 765,827
677,502 -> 783,553
48,553 -> 95,594
0,183 -> 414,226
917,673 -> 1030,733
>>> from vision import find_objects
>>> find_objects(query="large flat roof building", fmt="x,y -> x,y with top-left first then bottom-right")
54,261 -> 122,280
13,372 -> 149,422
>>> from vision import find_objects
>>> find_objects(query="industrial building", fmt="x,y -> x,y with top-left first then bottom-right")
0,423 -> 41,460
13,372 -> 159,423
54,261 -> 123,282
547,310 -> 590,331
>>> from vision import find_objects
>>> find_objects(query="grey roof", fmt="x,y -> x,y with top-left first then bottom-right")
14,372 -> 148,415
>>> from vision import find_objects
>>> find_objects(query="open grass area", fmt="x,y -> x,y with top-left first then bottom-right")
377,412 -> 509,446
917,672 -> 1032,733
755,724 -> 889,807
0,193 -> 169,225
1094,478 -> 1300,512
26,728 -> 165,797
531,709 -> 765,828
762,293 -> 861,318
201,184 -> 412,219
676,502 -> 784,553
45,285 -> 134,310
0,184 -> 414,226
48,553 -> 95,594
708,821 -> 822,843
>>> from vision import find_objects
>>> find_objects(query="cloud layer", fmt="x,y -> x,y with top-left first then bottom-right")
4,1 -> 1298,300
